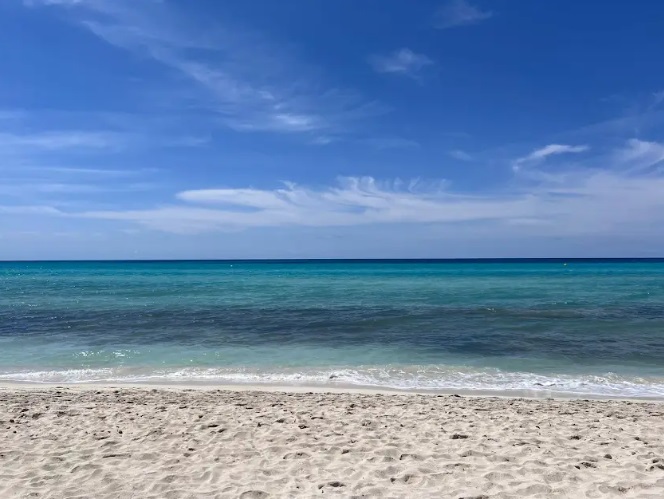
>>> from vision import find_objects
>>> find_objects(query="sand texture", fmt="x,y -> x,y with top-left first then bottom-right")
1,387 -> 664,498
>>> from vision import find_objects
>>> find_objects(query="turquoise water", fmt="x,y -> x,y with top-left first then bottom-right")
1,260 -> 664,396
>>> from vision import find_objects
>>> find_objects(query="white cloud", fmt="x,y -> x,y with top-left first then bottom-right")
175,188 -> 291,210
78,177 -> 528,233
0,131 -> 120,151
24,138 -> 649,236
434,0 -> 493,29
310,135 -> 336,145
0,205 -> 63,215
369,49 -> 433,76
167,136 -> 211,147
0,181 -> 156,198
449,149 -> 473,161
26,0 -> 377,136
23,0 -> 85,5
4,139 -> 664,245
614,138 -> 664,172
513,144 -> 589,170
64,148 -> 663,239
231,112 -> 322,133
0,113 -> 213,159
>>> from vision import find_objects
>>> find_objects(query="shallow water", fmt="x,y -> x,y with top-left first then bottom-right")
2,260 -> 664,396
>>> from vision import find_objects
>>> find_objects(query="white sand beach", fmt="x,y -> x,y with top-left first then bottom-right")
1,386 -> 664,498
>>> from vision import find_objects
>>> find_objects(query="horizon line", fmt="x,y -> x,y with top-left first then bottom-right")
2,257 -> 664,264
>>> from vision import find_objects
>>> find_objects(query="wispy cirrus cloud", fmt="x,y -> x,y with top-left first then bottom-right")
7,139 -> 650,236
434,0 -> 493,29
0,131 -> 122,151
0,204 -> 64,215
615,138 -> 664,172
73,175 -> 662,237
0,180 -> 157,199
24,0 -> 379,137
369,49 -> 433,77
0,106 -> 211,155
570,89 -> 664,141
512,144 -> 589,170
0,115 -> 164,206
76,177 -> 532,233
0,127 -> 208,175
23,0 -> 84,5
0,183 -> 105,197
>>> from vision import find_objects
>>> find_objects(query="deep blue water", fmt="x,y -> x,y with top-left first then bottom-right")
1,260 -> 664,396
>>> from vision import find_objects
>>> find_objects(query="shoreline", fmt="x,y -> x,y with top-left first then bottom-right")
2,380 -> 664,402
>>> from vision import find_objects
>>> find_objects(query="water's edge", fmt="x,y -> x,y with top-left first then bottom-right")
2,380 -> 664,402
0,369 -> 664,400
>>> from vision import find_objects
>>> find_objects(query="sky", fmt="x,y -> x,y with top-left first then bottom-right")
1,0 -> 664,259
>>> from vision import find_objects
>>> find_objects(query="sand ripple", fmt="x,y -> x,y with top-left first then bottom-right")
1,387 -> 664,498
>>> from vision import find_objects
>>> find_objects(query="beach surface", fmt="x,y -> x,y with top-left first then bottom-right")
1,386 -> 664,498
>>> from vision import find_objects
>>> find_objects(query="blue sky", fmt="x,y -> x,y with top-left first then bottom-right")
1,0 -> 664,259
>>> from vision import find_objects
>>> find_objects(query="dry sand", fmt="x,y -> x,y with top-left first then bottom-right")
1,386 -> 664,498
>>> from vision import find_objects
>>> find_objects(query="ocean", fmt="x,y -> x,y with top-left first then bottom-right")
1,259 -> 664,397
